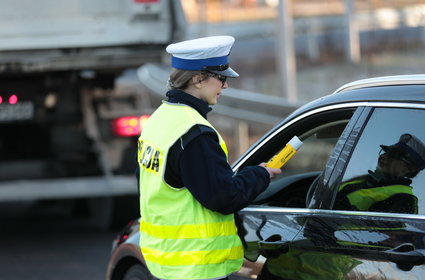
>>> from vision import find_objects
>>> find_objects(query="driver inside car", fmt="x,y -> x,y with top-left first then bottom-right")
335,133 -> 425,214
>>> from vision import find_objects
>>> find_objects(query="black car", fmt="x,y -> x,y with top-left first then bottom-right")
106,75 -> 425,280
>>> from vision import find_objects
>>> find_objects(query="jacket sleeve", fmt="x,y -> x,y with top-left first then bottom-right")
179,133 -> 270,215
369,193 -> 417,214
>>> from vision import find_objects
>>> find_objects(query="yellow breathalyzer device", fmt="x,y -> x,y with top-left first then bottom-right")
266,136 -> 303,169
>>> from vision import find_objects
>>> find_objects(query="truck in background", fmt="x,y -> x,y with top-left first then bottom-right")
0,0 -> 185,228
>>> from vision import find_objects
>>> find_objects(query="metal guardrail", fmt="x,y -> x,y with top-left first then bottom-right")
137,63 -> 303,125
0,176 -> 137,202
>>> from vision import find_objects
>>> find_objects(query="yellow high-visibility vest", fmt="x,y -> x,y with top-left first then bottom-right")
137,101 -> 243,280
339,180 -> 417,213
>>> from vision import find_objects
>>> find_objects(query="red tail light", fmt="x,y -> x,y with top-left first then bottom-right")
112,115 -> 150,137
9,94 -> 18,105
0,94 -> 19,105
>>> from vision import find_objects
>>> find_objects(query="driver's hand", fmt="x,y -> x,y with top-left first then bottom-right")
259,162 -> 282,179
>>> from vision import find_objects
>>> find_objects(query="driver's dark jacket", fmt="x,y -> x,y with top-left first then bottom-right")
157,89 -> 270,215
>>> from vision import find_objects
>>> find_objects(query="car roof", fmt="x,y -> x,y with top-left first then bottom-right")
333,74 -> 425,94
287,74 -> 425,121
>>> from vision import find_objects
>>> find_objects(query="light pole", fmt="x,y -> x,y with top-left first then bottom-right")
344,0 -> 361,63
277,0 -> 297,103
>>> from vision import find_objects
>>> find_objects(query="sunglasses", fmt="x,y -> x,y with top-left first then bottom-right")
379,148 -> 412,165
205,72 -> 227,87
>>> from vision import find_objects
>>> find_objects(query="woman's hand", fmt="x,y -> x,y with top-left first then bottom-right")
259,162 -> 282,178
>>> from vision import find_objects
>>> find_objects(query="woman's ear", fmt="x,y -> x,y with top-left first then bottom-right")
192,75 -> 203,88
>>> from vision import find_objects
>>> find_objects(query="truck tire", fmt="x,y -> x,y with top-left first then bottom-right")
87,195 -> 139,231
110,195 -> 140,228
87,197 -> 114,231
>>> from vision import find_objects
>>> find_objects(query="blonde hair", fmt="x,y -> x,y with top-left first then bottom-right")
167,68 -> 206,90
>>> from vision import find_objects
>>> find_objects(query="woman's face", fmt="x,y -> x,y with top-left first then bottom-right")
198,74 -> 227,105
377,150 -> 417,178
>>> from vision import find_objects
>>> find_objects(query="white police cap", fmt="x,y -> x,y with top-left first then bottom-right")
381,133 -> 425,170
166,36 -> 239,78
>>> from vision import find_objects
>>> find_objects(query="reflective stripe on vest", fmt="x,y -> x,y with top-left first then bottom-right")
141,244 -> 243,266
339,180 -> 414,211
264,248 -> 362,280
140,219 -> 238,239
138,102 -> 243,280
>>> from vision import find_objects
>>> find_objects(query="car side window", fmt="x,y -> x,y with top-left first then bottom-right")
333,107 -> 425,215
251,110 -> 355,208
283,120 -> 348,175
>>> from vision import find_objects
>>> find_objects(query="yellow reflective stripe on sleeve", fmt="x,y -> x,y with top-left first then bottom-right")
140,219 -> 237,239
220,142 -> 228,160
141,245 -> 244,266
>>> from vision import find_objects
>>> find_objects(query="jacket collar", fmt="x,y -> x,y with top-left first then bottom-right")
166,89 -> 212,119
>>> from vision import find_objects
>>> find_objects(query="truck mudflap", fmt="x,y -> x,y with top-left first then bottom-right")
0,175 -> 138,202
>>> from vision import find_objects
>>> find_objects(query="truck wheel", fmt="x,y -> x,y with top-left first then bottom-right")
87,195 -> 139,231
87,197 -> 114,231
122,264 -> 154,280
110,195 -> 139,228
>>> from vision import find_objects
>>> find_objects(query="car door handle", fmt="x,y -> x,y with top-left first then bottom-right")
386,243 -> 425,266
258,235 -> 289,258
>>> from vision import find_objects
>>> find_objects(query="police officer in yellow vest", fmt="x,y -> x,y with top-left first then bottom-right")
335,133 -> 425,214
137,36 -> 281,280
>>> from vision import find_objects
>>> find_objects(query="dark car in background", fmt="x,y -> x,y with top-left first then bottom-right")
106,75 -> 425,280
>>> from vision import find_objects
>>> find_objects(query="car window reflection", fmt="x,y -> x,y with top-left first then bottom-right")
334,108 -> 425,214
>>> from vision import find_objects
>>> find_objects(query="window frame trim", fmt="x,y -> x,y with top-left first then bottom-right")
241,205 -> 425,220
233,102 -> 365,171
233,101 -> 425,172
236,101 -> 425,214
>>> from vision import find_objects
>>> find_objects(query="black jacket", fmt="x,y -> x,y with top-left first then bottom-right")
161,89 -> 270,215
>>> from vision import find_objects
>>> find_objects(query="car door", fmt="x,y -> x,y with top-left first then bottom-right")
244,104 -> 425,280
234,105 -> 366,279
291,105 -> 425,280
